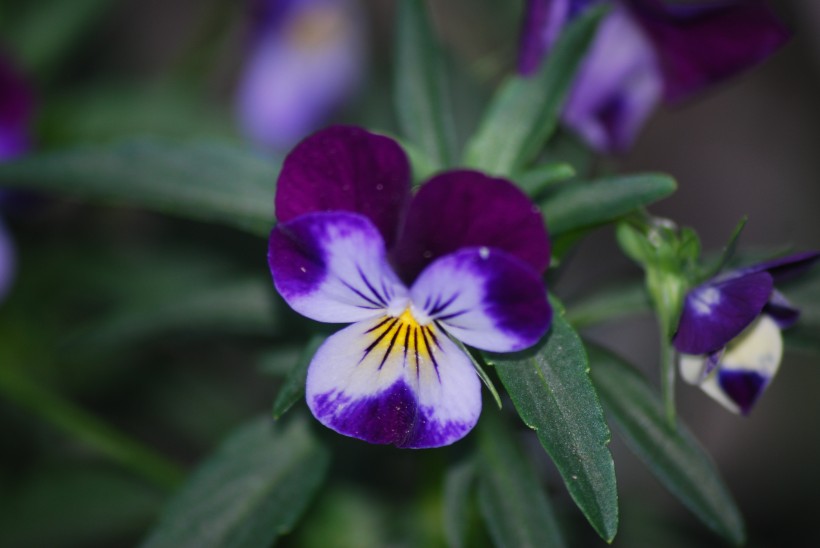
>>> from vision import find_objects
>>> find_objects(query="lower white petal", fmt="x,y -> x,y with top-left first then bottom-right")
306,312 -> 481,448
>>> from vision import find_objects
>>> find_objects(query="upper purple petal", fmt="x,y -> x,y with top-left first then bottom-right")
626,0 -> 791,102
236,0 -> 365,150
737,251 -> 820,284
0,52 -> 34,160
673,270 -> 773,355
275,126 -> 412,247
562,6 -> 662,152
392,170 -> 551,284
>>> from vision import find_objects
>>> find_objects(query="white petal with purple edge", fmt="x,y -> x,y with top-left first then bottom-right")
409,247 -> 551,353
306,313 -> 482,448
269,212 -> 408,323
680,315 -> 782,415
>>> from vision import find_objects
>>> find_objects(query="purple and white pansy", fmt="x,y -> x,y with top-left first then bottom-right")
236,0 -> 366,151
518,0 -> 790,152
673,252 -> 820,415
268,126 -> 552,448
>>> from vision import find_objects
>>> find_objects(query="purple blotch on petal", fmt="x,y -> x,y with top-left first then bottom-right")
717,368 -> 769,416
627,0 -> 791,103
312,382 -> 474,449
673,270 -> 773,355
268,217 -> 327,302
275,125 -> 411,246
763,290 -> 800,330
393,170 -> 551,284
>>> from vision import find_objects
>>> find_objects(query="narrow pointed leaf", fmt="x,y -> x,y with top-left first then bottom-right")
588,345 -> 745,545
272,334 -> 325,419
395,0 -> 457,167
514,162 -> 576,198
70,277 -> 280,352
443,461 -> 477,548
0,139 -> 279,236
566,281 -> 650,329
477,412 -> 566,548
542,174 -> 676,237
463,5 -> 606,176
488,305 -> 618,542
141,415 -> 331,548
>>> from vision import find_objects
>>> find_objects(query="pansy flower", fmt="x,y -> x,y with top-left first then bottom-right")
518,0 -> 790,152
0,51 -> 34,301
268,126 -> 552,448
236,0 -> 366,151
674,252 -> 820,415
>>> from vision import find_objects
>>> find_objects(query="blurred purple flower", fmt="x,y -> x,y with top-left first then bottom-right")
674,252 -> 819,415
519,0 -> 790,152
0,52 -> 34,301
268,126 -> 552,447
235,0 -> 366,151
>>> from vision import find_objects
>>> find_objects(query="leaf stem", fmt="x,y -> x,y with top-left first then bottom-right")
0,366 -> 185,491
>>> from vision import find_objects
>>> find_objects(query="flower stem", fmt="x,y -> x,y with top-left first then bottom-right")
659,322 -> 677,428
0,365 -> 185,491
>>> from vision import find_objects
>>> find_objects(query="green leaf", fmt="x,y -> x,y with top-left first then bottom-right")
272,334 -> 325,419
588,345 -> 746,545
488,304 -> 618,542
394,0 -> 457,167
566,281 -> 650,329
476,412 -> 566,548
514,162 -> 576,198
542,173 -> 677,237
0,465 -> 163,548
141,415 -> 331,548
38,84 -> 239,146
0,139 -> 279,236
70,277 -> 280,352
2,0 -> 113,76
443,461 -> 477,548
703,217 -> 748,279
463,5 -> 605,176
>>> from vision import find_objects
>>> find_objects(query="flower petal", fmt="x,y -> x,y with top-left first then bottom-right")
306,314 -> 482,448
0,53 -> 34,159
628,0 -> 790,102
410,247 -> 551,353
764,290 -> 800,329
518,0 -> 571,75
275,126 -> 411,246
681,315 -> 782,415
562,6 -> 662,152
673,270 -> 773,355
236,0 -> 365,151
268,211 -> 407,323
738,251 -> 820,283
392,170 -> 550,283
